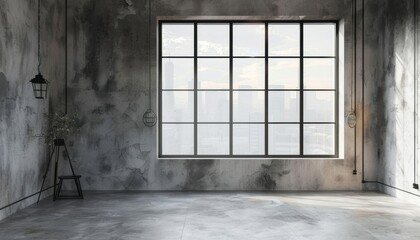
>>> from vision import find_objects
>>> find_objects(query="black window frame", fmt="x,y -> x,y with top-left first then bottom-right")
158,20 -> 339,159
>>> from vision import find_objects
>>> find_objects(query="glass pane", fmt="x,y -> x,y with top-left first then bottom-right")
304,23 -> 335,56
269,124 -> 299,155
162,124 -> 194,155
198,58 -> 229,89
233,58 -> 265,89
233,124 -> 264,155
269,91 -> 299,122
304,58 -> 335,89
269,58 -> 300,89
162,91 -> 194,122
268,24 -> 300,56
233,24 -> 265,56
198,91 -> 229,122
162,24 -> 194,56
198,24 -> 229,56
304,91 -> 335,122
304,124 -> 335,155
198,124 -> 229,155
162,58 -> 194,89
233,91 -> 264,122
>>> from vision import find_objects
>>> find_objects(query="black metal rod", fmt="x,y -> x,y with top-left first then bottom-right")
0,185 -> 55,211
414,0 -> 418,186
37,146 -> 56,204
64,143 -> 76,176
364,181 -> 420,198
53,145 -> 60,200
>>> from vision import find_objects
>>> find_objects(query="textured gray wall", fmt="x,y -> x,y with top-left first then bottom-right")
4,0 -> 419,221
374,0 -> 420,201
64,0 -> 379,191
0,0 -> 64,220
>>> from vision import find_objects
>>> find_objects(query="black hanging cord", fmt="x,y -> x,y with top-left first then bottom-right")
414,0 -> 418,189
352,0 -> 357,175
65,0 -> 68,115
148,0 -> 152,109
142,0 -> 157,127
37,0 -> 41,73
361,0 -> 366,183
352,0 -> 356,113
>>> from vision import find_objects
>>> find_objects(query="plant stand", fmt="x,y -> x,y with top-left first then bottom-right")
37,139 -> 83,203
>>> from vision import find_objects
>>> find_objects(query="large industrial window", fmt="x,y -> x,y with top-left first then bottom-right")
159,20 -> 338,158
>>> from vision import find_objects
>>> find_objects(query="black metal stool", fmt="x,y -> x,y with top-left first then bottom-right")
37,139 -> 84,203
56,175 -> 84,199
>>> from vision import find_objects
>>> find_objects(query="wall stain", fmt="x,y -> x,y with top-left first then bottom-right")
122,167 -> 148,189
182,160 -> 216,190
252,161 -> 291,190
63,0 -> 385,193
91,103 -> 115,115
256,172 -> 276,190
0,72 -> 8,100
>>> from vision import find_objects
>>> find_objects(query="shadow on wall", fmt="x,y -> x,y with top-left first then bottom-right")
377,0 -> 414,188
0,72 -> 8,100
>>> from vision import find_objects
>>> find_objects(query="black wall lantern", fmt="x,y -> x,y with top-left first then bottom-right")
30,73 -> 48,99
30,0 -> 48,99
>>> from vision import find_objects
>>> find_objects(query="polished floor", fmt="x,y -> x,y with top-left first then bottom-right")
0,191 -> 420,240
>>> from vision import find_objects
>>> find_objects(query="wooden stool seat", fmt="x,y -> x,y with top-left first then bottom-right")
58,175 -> 81,179
56,175 -> 84,200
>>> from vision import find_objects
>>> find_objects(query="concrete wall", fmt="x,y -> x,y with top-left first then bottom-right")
0,0 -> 64,220
5,0 -> 420,222
64,0 -> 380,191
2,0 -> 419,221
374,0 -> 420,201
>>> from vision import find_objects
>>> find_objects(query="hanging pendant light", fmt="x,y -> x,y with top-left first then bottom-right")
143,0 -> 157,127
347,112 -> 357,128
30,0 -> 48,99
30,73 -> 48,99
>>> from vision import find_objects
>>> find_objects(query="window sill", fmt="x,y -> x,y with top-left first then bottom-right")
157,157 -> 345,160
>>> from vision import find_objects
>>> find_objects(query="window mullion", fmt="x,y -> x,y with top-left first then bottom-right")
265,22 -> 269,157
158,22 -> 162,157
159,20 -> 338,158
194,23 -> 198,156
335,23 -> 339,157
300,22 -> 304,157
229,23 -> 233,156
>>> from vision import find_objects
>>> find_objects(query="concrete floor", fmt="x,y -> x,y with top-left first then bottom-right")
0,192 -> 420,240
